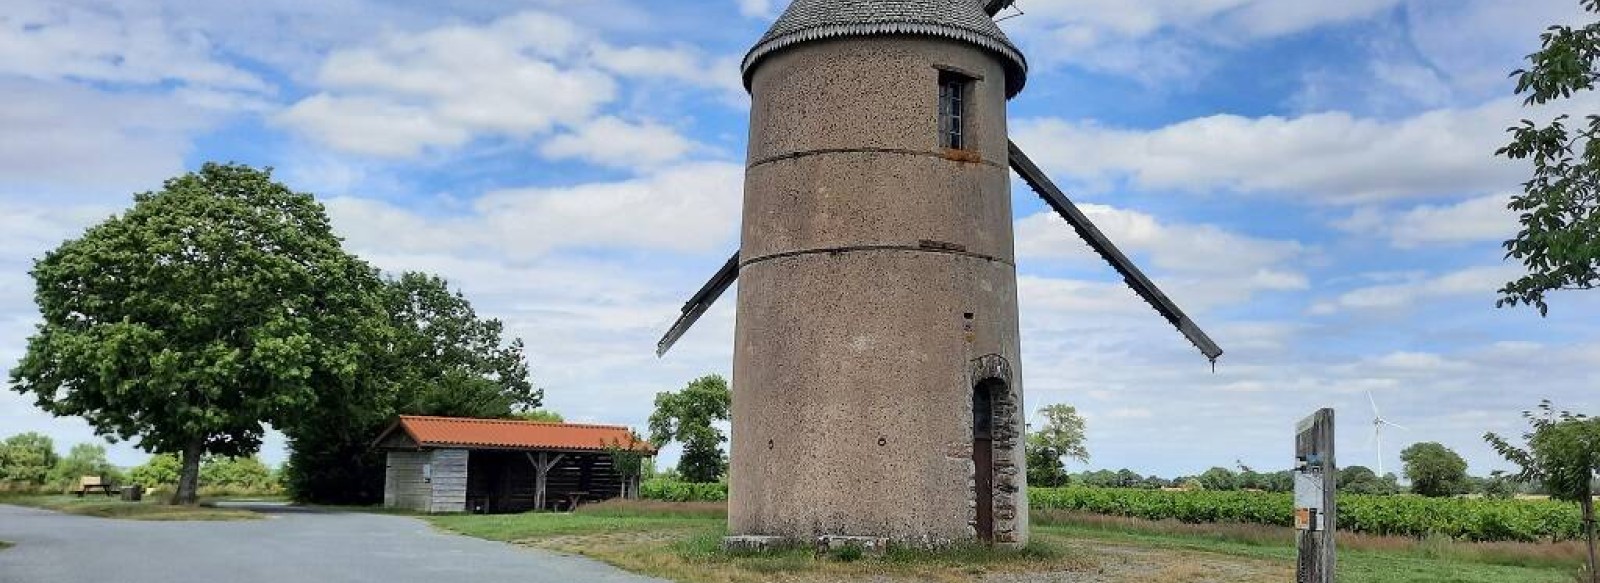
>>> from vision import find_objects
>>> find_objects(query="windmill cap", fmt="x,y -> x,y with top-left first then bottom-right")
742,0 -> 1029,98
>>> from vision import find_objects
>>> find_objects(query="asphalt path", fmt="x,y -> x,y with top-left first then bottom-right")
0,503 -> 666,583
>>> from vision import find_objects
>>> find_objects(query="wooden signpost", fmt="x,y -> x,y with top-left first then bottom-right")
1295,408 -> 1336,583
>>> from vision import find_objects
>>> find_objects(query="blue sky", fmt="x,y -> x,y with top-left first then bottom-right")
1,0 -> 1595,480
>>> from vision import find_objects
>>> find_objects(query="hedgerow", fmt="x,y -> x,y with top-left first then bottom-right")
1029,487 -> 1584,542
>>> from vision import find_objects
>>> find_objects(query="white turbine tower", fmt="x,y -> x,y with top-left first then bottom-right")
1368,391 -> 1407,476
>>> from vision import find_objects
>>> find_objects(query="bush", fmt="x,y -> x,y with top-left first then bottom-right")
640,478 -> 727,502
1028,486 -> 1585,542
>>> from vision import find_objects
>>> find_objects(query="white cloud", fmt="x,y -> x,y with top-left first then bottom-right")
0,81 -> 212,192
736,0 -> 775,18
1013,97 -> 1533,203
325,161 -> 744,258
1004,0 -> 1406,81
0,0 -> 269,92
540,117 -> 698,170
1310,264 -> 1520,314
1015,204 -> 1304,275
278,10 -> 741,158
1337,194 -> 1515,248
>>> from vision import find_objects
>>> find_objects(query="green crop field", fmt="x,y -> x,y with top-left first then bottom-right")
1029,487 -> 1585,542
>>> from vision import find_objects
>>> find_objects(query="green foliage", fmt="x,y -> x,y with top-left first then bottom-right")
1197,467 -> 1240,491
603,431 -> 651,492
1485,401 -> 1600,580
47,443 -> 118,491
639,478 -> 728,502
283,272 -> 536,504
1340,465 -> 1401,495
128,454 -> 182,488
9,163 -> 391,504
1495,1 -> 1600,314
1402,442 -> 1471,497
1030,486 -> 1587,542
648,375 -> 730,483
515,409 -> 565,423
1482,471 -> 1521,500
1026,404 -> 1088,488
200,456 -> 275,492
1486,402 -> 1600,504
0,433 -> 58,485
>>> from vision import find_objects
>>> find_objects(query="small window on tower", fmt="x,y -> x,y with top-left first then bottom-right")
939,71 -> 971,150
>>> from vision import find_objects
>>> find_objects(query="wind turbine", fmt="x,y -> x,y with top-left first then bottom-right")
1367,390 -> 1407,476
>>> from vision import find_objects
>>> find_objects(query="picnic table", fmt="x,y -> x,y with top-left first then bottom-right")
74,476 -> 115,497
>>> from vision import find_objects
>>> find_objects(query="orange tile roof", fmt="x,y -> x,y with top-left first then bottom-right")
387,416 -> 655,453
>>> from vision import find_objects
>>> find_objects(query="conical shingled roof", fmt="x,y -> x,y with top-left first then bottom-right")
742,0 -> 1028,97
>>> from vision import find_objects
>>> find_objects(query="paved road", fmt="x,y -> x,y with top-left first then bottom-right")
0,503 -> 667,583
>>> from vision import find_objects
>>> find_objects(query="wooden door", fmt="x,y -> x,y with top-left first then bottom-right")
973,381 -> 998,543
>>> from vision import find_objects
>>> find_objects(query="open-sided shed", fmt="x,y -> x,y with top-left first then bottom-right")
373,416 -> 655,514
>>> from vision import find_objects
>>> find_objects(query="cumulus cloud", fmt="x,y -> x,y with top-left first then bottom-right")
1003,0 -> 1405,81
1015,204 -> 1304,275
278,10 -> 738,158
1012,98 -> 1534,203
1309,265 -> 1520,314
540,117 -> 698,170
325,161 -> 744,258
0,0 -> 269,92
1337,194 -> 1515,248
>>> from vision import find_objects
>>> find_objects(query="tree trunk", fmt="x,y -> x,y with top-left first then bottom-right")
1583,495 -> 1597,583
171,438 -> 204,506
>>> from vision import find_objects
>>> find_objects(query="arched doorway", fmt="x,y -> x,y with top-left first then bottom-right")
972,377 -> 1006,543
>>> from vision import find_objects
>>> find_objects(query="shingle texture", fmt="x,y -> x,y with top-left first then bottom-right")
384,416 -> 656,453
743,0 -> 1028,97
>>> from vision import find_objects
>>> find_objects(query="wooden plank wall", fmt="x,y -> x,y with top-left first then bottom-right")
384,451 -> 432,512
429,449 -> 469,513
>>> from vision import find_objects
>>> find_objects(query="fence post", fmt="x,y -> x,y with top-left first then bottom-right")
1295,408 -> 1336,583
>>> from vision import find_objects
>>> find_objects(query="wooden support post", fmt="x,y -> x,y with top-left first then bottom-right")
526,452 -> 565,511
1295,409 -> 1336,583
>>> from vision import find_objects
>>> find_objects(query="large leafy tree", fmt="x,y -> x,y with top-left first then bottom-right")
1496,1 -> 1600,313
1400,442 -> 1470,497
0,433 -> 58,485
648,375 -> 731,483
9,163 -> 390,504
1026,404 -> 1089,488
1485,402 -> 1600,582
283,272 -> 537,504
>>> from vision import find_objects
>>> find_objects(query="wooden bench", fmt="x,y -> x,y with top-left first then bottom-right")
74,476 -> 115,498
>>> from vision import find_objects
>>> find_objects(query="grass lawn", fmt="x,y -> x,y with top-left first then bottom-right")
425,501 -> 1583,583
0,495 -> 262,521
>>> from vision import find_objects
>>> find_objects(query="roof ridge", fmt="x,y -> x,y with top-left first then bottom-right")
398,415 -> 635,431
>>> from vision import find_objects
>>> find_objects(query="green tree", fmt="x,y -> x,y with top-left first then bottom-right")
0,433 -> 57,485
47,443 -> 118,492
283,272 -> 537,504
1339,465 -> 1399,495
1401,442 -> 1470,497
200,456 -> 275,492
9,163 -> 391,505
1197,467 -> 1239,491
648,375 -> 730,483
1026,404 -> 1088,488
1485,402 -> 1600,582
514,409 -> 565,423
1481,471 -> 1519,500
1495,1 -> 1600,314
128,454 -> 182,488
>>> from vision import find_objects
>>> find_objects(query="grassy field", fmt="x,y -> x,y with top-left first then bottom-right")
425,501 -> 1584,583
0,495 -> 263,521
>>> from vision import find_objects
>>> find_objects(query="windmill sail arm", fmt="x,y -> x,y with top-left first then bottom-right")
656,251 -> 741,357
1008,140 -> 1224,363
983,0 -> 1016,16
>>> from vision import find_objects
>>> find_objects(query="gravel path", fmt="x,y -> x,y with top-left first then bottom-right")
0,503 -> 667,583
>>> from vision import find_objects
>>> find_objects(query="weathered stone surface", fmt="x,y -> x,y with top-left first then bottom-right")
722,535 -> 795,553
815,535 -> 890,555
731,33 -> 1027,549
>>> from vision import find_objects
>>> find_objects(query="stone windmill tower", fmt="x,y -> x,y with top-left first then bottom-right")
658,0 -> 1222,548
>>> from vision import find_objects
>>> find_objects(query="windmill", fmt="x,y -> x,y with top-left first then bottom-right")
1367,390 -> 1407,476
655,0 -> 1221,548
